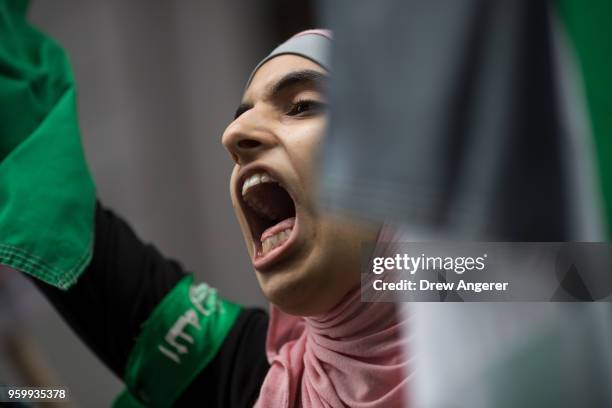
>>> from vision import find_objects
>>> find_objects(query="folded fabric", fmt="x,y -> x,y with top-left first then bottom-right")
257,287 -> 409,408
0,0 -> 95,289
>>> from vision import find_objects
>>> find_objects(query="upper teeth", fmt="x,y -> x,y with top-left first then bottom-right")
242,172 -> 276,196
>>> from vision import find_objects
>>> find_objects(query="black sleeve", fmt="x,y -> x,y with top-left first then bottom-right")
176,308 -> 270,407
31,202 -> 269,407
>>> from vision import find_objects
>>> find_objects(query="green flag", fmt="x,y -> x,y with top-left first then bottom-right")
558,0 -> 612,239
0,0 -> 95,289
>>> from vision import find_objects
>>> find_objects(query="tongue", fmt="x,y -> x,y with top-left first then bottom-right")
260,217 -> 295,242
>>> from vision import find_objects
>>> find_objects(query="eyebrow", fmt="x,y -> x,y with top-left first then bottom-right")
233,69 -> 327,119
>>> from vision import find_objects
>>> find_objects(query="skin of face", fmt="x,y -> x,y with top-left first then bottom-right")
222,55 -> 378,316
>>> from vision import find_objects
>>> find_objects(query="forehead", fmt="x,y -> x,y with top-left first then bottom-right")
243,54 -> 326,102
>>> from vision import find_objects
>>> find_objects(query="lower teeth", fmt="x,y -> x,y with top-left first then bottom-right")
261,228 -> 292,255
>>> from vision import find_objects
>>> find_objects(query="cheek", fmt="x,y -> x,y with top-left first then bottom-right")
289,120 -> 326,185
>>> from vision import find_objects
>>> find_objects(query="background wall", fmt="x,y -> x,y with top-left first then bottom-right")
0,1 -> 314,406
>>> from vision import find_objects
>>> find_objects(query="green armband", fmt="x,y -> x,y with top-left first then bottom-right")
114,275 -> 242,408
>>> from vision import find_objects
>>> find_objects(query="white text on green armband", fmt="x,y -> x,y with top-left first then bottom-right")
113,275 -> 241,408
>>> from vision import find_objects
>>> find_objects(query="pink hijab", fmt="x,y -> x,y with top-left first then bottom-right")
255,287 -> 410,407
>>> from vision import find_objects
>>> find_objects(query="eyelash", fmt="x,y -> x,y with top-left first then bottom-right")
287,99 -> 327,117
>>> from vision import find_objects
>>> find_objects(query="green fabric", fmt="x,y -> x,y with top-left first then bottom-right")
114,275 -> 242,408
557,0 -> 612,239
0,0 -> 95,288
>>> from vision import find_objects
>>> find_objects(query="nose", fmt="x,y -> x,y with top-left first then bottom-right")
222,108 -> 276,165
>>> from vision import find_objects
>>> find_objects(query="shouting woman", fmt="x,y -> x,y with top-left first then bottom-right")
0,5 -> 410,406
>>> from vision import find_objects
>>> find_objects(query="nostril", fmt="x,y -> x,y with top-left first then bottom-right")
237,139 -> 261,149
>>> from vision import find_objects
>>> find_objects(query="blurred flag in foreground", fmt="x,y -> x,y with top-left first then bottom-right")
322,0 -> 611,242
321,1 -> 612,407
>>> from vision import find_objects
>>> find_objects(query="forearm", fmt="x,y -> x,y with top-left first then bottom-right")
31,202 -> 186,377
32,202 -> 270,407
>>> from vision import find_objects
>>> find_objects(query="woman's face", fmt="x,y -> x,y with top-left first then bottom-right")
222,55 -> 377,315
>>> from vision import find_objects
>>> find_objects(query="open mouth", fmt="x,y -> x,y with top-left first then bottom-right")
239,168 -> 298,269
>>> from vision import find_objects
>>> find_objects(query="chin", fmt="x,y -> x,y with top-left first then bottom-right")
255,246 -> 351,316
